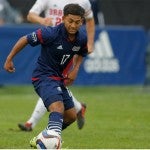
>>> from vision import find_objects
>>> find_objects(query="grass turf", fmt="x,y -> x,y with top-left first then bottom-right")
0,85 -> 150,149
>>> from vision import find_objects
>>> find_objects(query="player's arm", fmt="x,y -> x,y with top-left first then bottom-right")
4,36 -> 28,73
85,17 -> 95,54
65,55 -> 83,86
27,12 -> 53,26
27,0 -> 53,26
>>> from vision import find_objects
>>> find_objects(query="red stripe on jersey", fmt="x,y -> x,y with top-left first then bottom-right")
37,29 -> 44,44
32,77 -> 39,81
62,58 -> 73,77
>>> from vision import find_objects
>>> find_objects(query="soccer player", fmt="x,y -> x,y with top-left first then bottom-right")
18,0 -> 95,131
4,3 -> 87,148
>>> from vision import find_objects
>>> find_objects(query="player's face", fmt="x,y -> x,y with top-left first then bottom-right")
63,14 -> 83,35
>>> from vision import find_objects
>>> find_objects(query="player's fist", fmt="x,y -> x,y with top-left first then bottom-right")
4,59 -> 15,73
64,78 -> 74,86
42,17 -> 53,26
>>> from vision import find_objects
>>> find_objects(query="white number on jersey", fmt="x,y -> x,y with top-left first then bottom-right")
60,54 -> 70,65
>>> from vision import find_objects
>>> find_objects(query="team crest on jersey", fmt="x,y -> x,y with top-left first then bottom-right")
72,46 -> 80,52
31,32 -> 37,43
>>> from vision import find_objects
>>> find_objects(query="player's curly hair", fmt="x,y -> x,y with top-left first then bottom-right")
63,3 -> 85,19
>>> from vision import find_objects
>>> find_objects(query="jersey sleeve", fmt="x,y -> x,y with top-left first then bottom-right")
83,0 -> 93,19
77,44 -> 88,57
29,0 -> 48,15
26,27 -> 54,47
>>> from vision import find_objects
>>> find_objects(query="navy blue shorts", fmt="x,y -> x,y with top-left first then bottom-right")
32,77 -> 74,110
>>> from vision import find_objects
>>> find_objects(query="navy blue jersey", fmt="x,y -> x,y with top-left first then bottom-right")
26,23 -> 88,79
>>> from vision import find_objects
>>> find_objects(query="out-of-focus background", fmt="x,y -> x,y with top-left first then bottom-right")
1,0 -> 150,86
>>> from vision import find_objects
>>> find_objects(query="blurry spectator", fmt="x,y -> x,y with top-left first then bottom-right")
7,0 -> 37,23
0,0 -> 23,25
90,0 -> 105,26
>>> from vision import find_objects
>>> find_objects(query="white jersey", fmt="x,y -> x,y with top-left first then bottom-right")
29,0 -> 93,26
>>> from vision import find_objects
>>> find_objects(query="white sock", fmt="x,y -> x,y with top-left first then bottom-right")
70,91 -> 82,113
27,97 -> 47,128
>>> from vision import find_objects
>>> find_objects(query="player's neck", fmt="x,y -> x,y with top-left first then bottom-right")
68,34 -> 76,41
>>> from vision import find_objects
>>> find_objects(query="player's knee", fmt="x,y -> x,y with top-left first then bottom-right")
48,101 -> 64,113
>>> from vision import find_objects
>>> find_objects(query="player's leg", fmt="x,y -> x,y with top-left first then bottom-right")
18,97 -> 47,131
43,86 -> 76,134
30,81 -> 76,148
69,90 -> 87,129
33,78 -> 65,148
62,107 -> 76,130
18,91 -> 86,131
30,106 -> 76,148
30,103 -> 64,148
35,101 -> 64,149
61,88 -> 77,130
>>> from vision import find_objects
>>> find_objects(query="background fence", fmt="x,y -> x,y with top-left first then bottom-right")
0,24 -> 147,85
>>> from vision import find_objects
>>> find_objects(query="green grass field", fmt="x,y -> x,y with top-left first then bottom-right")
0,85 -> 150,149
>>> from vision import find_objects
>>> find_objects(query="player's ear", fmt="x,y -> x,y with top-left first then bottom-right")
62,16 -> 65,22
79,18 -> 84,26
81,18 -> 85,24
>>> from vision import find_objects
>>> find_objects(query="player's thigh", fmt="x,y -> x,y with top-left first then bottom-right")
32,78 -> 63,109
62,87 -> 74,110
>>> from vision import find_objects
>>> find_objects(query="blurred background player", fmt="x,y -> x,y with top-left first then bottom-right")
18,0 -> 95,132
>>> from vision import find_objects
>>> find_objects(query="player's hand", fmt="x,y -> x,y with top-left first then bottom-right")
87,44 -> 94,54
64,78 -> 74,86
64,69 -> 78,86
4,59 -> 15,73
42,17 -> 53,26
